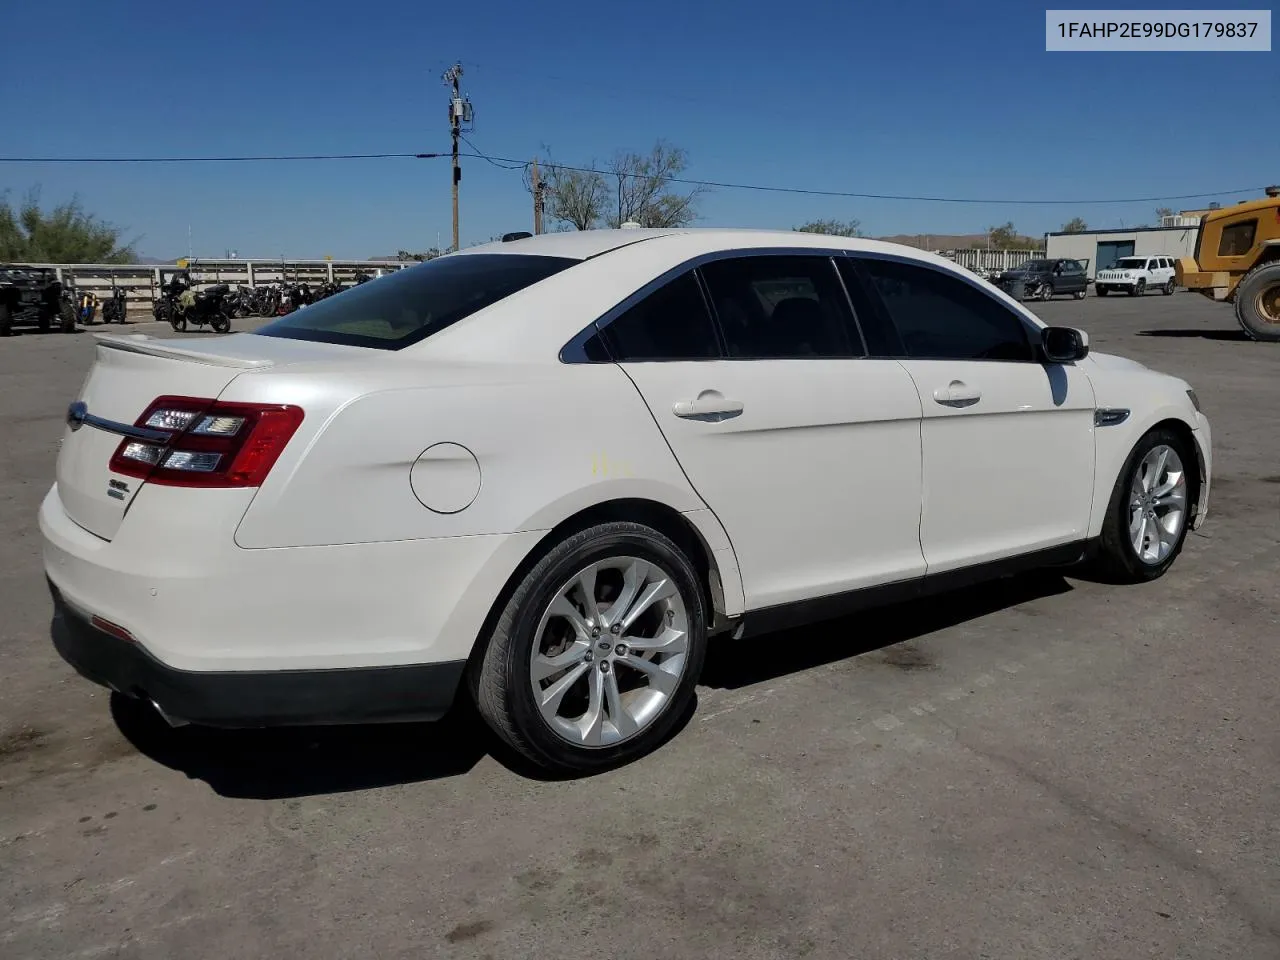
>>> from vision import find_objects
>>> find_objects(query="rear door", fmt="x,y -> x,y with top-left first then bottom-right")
850,255 -> 1096,573
600,254 -> 925,611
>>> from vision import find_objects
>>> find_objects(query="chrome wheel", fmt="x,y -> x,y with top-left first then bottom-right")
1128,444 -> 1188,565
530,556 -> 689,748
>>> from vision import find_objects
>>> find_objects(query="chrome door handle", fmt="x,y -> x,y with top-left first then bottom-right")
932,380 -> 981,407
673,390 -> 744,422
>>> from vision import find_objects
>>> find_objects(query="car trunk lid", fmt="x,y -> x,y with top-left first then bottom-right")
55,333 -> 353,541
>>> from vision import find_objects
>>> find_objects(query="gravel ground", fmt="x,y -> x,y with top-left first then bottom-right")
1,293 -> 1277,960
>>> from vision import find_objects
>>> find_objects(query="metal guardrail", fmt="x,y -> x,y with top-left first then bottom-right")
11,259 -> 411,317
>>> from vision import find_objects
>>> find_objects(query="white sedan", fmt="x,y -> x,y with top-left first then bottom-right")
41,229 -> 1212,773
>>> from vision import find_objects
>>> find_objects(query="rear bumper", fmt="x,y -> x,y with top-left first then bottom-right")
50,580 -> 466,727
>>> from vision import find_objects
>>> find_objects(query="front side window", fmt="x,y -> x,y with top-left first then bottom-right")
699,255 -> 861,359
1218,220 -> 1257,257
254,254 -> 576,350
601,271 -> 721,361
858,257 -> 1034,362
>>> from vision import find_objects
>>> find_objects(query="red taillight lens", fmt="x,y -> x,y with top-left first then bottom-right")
108,395 -> 304,488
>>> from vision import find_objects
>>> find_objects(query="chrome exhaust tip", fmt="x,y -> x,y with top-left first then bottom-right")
149,698 -> 190,728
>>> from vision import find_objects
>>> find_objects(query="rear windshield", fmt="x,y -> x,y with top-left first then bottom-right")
253,253 -> 577,350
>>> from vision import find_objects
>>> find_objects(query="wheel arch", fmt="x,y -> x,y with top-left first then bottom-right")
463,496 -> 741,676
1088,407 -> 1204,538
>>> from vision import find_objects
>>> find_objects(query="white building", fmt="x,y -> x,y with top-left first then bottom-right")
1044,224 -> 1199,277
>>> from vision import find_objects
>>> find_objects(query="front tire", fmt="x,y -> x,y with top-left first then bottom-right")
1074,287 -> 1087,300
1130,278 -> 1146,296
1091,427 -> 1197,583
1233,260 -> 1280,342
472,522 -> 707,774
211,315 -> 231,334
59,301 -> 77,333
0,303 -> 11,336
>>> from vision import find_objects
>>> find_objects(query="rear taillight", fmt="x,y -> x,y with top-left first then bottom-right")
108,395 -> 304,488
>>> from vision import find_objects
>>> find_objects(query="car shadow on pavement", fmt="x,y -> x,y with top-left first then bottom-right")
112,572 -> 1068,798
111,691 -> 494,799
1138,328 -> 1251,341
701,570 -> 1074,690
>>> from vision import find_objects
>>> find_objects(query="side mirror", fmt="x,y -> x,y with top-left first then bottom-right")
1042,326 -> 1089,363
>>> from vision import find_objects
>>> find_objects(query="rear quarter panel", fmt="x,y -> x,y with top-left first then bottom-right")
226,360 -> 710,548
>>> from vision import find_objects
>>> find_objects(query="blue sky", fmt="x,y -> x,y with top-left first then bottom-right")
3,0 -> 1276,259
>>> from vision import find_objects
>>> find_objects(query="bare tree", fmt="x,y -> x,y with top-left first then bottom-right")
1155,206 -> 1175,223
606,141 -> 704,228
1060,217 -> 1088,233
794,218 -> 863,237
543,163 -> 609,231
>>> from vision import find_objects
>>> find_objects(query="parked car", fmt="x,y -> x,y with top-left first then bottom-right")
0,264 -> 77,335
1095,256 -> 1177,297
42,229 -> 1212,773
993,258 -> 1089,300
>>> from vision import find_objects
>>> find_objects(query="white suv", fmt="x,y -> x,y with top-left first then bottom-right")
1095,256 -> 1177,297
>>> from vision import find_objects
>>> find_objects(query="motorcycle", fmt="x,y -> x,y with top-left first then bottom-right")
313,279 -> 343,301
223,285 -> 255,318
77,291 -> 100,325
100,288 -> 128,324
152,270 -> 232,333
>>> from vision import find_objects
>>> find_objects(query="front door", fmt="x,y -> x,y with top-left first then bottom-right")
600,255 -> 926,610
852,255 -> 1096,574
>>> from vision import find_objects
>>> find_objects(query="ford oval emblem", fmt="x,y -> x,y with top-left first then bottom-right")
66,401 -> 88,431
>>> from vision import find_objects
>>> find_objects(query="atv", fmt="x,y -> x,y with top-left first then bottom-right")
0,265 -> 77,336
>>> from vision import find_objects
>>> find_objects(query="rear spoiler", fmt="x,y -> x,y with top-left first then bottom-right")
94,333 -> 274,370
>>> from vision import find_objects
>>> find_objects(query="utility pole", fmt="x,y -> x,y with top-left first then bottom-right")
531,158 -> 544,235
443,63 -> 471,252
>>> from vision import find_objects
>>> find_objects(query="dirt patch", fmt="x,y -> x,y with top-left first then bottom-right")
1261,476 -> 1280,485
874,645 -> 936,671
445,919 -> 494,943
0,725 -> 50,762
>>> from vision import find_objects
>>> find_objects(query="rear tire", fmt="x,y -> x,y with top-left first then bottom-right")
471,521 -> 707,774
1039,282 -> 1054,301
59,301 -> 76,333
1089,427 -> 1197,584
1073,287 -> 1087,300
0,303 -> 11,336
1163,279 -> 1176,296
1233,260 -> 1280,342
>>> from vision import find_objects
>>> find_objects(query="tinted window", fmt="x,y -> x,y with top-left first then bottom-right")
858,257 -> 1034,362
836,259 -> 902,356
255,254 -> 576,350
1067,260 -> 1084,273
602,271 -> 720,361
699,256 -> 860,359
1218,221 -> 1257,257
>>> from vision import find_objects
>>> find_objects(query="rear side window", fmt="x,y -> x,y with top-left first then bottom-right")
699,255 -> 861,359
254,254 -> 577,350
602,271 -> 721,361
1217,220 -> 1257,257
858,257 -> 1034,362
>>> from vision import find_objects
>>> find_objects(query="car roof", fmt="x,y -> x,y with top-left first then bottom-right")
420,228 -> 1047,363
454,227 -> 961,263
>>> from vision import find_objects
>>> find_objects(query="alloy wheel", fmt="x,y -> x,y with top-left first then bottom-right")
530,556 -> 690,748
1128,444 -> 1188,565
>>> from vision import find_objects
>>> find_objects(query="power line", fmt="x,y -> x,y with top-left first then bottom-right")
459,135 -> 524,170
0,152 -> 444,163
457,152 -> 1263,206
0,149 -> 1262,206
